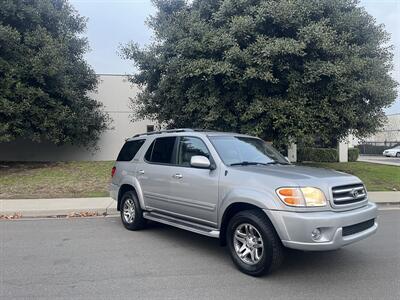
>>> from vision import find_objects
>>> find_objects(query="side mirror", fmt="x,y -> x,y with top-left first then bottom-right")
190,155 -> 211,169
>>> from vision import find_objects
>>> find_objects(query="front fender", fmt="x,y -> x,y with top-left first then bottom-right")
218,188 -> 280,226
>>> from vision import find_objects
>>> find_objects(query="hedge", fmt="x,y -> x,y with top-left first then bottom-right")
348,148 -> 359,162
297,147 -> 359,162
298,147 -> 338,162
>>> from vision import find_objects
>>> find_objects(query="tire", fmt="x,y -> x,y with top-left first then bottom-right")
396,152 -> 400,158
120,191 -> 146,230
226,209 -> 284,276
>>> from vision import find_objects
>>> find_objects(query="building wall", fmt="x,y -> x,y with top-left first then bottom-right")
363,114 -> 400,143
347,114 -> 400,148
0,75 -> 154,161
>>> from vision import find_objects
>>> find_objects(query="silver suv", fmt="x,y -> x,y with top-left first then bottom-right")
110,129 -> 378,276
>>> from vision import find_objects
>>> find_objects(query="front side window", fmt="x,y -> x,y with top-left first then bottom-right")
209,136 -> 288,166
116,139 -> 145,161
177,137 -> 211,166
144,136 -> 177,164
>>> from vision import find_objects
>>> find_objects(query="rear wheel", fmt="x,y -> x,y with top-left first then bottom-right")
227,209 -> 284,276
396,152 -> 400,157
120,191 -> 146,230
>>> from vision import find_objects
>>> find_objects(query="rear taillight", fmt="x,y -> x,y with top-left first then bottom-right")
111,166 -> 116,177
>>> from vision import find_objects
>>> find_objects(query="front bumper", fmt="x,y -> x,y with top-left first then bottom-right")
383,151 -> 396,157
264,202 -> 378,251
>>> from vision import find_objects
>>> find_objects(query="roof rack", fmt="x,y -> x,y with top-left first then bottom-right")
131,128 -> 194,138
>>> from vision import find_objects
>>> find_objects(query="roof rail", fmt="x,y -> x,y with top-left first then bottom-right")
131,128 -> 196,138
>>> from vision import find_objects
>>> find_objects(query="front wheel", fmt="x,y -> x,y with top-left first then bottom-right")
396,152 -> 400,157
227,209 -> 284,276
120,191 -> 146,230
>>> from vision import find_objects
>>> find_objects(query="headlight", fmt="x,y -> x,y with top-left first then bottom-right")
276,187 -> 327,207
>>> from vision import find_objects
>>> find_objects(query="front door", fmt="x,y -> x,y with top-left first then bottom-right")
166,136 -> 219,226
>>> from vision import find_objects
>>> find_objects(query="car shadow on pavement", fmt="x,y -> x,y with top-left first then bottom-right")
115,219 -> 369,279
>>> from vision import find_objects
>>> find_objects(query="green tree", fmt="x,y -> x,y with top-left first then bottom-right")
0,0 -> 110,147
122,0 -> 398,146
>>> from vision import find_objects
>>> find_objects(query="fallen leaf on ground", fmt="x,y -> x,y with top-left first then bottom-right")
66,211 -> 98,218
0,212 -> 22,219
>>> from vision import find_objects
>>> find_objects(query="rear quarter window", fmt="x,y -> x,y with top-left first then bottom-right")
116,139 -> 145,161
144,136 -> 177,164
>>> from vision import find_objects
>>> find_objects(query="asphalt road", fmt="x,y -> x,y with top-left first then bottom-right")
1,210 -> 399,300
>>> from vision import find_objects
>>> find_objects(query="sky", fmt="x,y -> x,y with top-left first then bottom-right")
70,0 -> 400,114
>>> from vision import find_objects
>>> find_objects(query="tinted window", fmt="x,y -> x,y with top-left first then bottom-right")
117,139 -> 145,161
145,137 -> 177,164
178,137 -> 210,166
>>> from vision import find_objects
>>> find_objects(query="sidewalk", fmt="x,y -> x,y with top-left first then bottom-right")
0,197 -> 117,218
0,193 -> 398,218
358,155 -> 400,166
368,191 -> 400,205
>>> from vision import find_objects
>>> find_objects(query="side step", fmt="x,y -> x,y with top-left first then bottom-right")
143,212 -> 220,238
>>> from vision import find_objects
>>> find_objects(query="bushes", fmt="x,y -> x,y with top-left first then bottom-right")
348,148 -> 359,162
298,147 -> 338,162
298,147 -> 359,162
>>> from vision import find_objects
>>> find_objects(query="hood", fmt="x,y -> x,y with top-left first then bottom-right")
229,164 -> 362,187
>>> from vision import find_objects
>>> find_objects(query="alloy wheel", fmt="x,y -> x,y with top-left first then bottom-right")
123,198 -> 135,223
233,223 -> 264,265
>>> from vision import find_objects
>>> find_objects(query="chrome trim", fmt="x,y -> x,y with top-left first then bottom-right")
332,186 -> 364,194
334,193 -> 366,202
331,183 -> 367,208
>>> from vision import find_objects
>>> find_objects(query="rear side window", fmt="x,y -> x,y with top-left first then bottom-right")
116,139 -> 145,161
144,136 -> 177,164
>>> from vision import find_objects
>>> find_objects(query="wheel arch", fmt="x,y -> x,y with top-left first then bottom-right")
219,202 -> 266,246
117,175 -> 146,211
117,184 -> 138,211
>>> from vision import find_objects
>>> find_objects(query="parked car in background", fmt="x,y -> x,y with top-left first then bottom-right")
110,129 -> 378,276
383,145 -> 400,157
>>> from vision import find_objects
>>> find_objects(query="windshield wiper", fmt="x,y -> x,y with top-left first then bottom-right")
230,161 -> 289,166
267,161 -> 290,165
230,161 -> 271,166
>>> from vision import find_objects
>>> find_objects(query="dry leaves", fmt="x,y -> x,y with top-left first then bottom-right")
66,211 -> 98,218
0,212 -> 22,220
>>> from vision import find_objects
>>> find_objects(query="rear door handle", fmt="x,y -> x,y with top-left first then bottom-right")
138,170 -> 145,175
172,173 -> 183,179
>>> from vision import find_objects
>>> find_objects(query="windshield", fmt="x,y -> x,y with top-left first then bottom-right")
209,136 -> 289,166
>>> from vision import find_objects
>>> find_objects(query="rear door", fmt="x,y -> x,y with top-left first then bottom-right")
135,136 -> 178,210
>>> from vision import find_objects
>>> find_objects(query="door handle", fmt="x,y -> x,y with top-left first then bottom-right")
138,170 -> 145,175
173,173 -> 183,179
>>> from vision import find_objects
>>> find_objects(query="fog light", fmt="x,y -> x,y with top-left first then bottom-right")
311,228 -> 321,241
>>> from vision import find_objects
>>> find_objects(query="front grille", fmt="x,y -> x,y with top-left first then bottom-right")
342,219 -> 375,236
332,183 -> 367,205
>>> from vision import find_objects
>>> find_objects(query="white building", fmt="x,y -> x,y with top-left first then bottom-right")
1,74 -> 398,161
363,113 -> 400,143
0,75 -> 154,161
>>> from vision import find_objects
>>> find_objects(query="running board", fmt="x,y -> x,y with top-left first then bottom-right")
143,212 -> 220,238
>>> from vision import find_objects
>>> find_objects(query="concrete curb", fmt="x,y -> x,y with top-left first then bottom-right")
0,197 -> 118,218
1,194 -> 399,218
